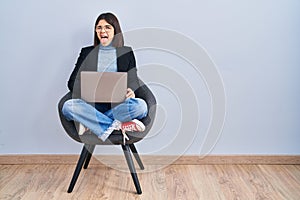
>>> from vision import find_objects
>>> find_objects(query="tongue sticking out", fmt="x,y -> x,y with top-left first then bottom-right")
100,36 -> 108,44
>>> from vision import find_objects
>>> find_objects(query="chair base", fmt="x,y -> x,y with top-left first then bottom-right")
67,143 -> 143,194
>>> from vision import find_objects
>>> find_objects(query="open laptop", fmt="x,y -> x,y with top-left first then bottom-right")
80,71 -> 127,103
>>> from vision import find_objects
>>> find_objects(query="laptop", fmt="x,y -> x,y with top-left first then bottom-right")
80,71 -> 127,103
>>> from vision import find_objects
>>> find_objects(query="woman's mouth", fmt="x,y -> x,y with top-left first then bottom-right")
100,35 -> 109,43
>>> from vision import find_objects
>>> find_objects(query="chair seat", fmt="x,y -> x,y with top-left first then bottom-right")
76,128 -> 150,145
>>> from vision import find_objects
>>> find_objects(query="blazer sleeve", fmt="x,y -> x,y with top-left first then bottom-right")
125,47 -> 140,91
67,46 -> 94,92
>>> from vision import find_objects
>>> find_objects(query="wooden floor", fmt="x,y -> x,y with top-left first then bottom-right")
0,164 -> 300,200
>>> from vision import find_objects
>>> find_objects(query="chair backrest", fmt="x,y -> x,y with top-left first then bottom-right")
58,80 -> 157,145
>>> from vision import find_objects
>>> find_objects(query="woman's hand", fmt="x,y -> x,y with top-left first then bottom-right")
126,88 -> 135,99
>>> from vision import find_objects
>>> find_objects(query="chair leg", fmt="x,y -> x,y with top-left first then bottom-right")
122,144 -> 142,194
67,145 -> 89,193
129,144 -> 144,170
83,145 -> 95,169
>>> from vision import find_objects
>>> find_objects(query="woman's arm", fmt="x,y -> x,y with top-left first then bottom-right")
126,48 -> 140,92
67,46 -> 94,92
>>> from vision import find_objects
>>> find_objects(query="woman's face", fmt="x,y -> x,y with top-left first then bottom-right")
95,19 -> 115,46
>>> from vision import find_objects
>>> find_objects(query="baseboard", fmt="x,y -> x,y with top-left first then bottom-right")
0,154 -> 300,165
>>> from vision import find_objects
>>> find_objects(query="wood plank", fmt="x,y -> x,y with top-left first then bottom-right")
0,164 -> 299,199
0,155 -> 300,165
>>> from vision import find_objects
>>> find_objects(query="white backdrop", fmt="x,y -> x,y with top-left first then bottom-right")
0,0 -> 299,155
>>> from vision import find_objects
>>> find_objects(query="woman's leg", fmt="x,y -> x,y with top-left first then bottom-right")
104,98 -> 148,122
104,98 -> 148,144
62,99 -> 120,141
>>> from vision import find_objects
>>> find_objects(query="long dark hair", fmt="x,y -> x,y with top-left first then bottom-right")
94,12 -> 124,47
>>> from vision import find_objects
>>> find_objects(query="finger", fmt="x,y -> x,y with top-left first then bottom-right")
126,91 -> 131,98
126,93 -> 131,98
127,88 -> 133,93
126,88 -> 135,99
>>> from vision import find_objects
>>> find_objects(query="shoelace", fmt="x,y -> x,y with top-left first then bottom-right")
121,130 -> 129,145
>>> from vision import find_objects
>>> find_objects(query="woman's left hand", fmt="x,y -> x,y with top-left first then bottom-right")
126,88 -> 135,99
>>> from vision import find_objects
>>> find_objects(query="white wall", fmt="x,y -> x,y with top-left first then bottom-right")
0,0 -> 299,155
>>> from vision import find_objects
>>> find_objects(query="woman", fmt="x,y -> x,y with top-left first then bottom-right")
62,13 -> 148,142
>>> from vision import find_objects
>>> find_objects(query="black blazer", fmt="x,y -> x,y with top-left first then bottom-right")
67,45 -> 140,99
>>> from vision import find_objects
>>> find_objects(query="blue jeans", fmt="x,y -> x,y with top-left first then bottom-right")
62,98 -> 148,141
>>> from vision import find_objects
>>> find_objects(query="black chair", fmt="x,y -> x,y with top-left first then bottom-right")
58,81 -> 156,194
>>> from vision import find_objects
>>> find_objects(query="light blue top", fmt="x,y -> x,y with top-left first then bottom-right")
97,44 -> 117,72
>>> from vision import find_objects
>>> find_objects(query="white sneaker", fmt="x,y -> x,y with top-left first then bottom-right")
78,123 -> 88,135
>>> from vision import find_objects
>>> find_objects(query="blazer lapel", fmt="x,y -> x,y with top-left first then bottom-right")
116,47 -> 121,72
116,47 -> 131,72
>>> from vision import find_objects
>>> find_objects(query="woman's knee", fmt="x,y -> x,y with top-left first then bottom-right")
130,98 -> 148,117
137,98 -> 148,113
62,99 -> 84,116
62,99 -> 73,117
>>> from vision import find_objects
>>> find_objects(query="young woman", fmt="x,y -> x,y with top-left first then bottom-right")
62,13 -> 148,142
